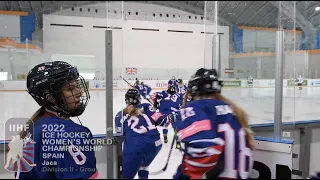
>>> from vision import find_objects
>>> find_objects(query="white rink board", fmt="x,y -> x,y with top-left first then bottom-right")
251,139 -> 293,179
2,78 -> 320,91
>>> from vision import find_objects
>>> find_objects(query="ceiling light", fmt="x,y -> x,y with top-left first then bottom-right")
315,6 -> 320,11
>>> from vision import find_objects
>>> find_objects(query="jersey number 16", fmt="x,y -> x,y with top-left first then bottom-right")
218,123 -> 253,179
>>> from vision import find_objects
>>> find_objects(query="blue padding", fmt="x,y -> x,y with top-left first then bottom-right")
232,26 -> 243,53
20,12 -> 35,42
0,134 -> 115,144
0,140 -> 9,144
317,32 -> 320,49
255,136 -> 294,144
1,134 -> 294,145
250,119 -> 320,128
301,31 -> 306,50
92,134 -> 107,138
3,119 -> 320,145
92,133 -> 123,138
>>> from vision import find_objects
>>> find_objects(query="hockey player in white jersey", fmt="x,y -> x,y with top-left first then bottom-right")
247,75 -> 253,88
296,75 -> 303,90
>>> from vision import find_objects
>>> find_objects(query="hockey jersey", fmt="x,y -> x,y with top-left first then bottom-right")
168,79 -> 178,89
297,77 -> 304,84
16,112 -> 99,179
155,91 -> 183,114
172,99 -> 253,179
114,103 -> 170,154
142,84 -> 152,95
177,84 -> 187,96
134,84 -> 148,97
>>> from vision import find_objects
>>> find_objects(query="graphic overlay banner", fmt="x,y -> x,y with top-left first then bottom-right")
39,122 -> 111,175
4,118 -> 35,173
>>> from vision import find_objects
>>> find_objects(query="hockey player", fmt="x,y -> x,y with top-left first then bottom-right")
141,81 -> 152,99
152,85 -> 183,143
247,75 -> 253,88
16,61 -> 99,179
175,79 -> 187,150
134,80 -> 148,98
171,68 -> 255,179
177,79 -> 187,96
114,89 -> 173,179
168,76 -> 178,89
296,75 -> 303,90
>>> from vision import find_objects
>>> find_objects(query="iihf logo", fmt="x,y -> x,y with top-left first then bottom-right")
4,118 -> 36,177
4,133 -> 36,173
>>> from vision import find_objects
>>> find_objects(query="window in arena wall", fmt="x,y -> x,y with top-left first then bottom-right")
0,72 -> 8,80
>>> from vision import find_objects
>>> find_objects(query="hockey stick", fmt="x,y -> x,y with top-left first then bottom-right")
149,132 -> 176,175
149,92 -> 189,175
119,76 -> 153,105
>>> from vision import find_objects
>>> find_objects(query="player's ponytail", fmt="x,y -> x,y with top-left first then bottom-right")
214,93 -> 255,150
124,105 -> 140,116
20,107 -> 45,138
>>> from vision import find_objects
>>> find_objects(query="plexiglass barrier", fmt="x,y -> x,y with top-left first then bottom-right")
1,1 -> 320,179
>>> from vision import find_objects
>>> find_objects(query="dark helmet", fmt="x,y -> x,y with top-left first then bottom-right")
125,89 -> 141,106
177,79 -> 183,84
187,68 -> 223,100
26,61 -> 90,117
167,85 -> 177,95
134,78 -> 139,85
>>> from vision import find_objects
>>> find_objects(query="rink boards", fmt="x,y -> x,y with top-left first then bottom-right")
1,78 -> 320,139
2,78 -> 320,92
1,79 -> 320,138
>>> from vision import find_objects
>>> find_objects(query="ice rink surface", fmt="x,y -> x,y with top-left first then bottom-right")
1,86 -> 319,140
0,86 -> 319,178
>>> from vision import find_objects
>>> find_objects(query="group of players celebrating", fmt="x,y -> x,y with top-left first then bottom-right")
115,72 -> 256,179
131,76 -> 186,144
14,61 -> 315,179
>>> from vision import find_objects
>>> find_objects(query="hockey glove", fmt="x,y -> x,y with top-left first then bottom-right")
157,112 -> 177,127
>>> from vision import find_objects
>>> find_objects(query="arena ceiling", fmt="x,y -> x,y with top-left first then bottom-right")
1,1 -> 320,31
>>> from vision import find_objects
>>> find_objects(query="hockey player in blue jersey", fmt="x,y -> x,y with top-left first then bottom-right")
177,79 -> 186,96
168,76 -> 178,89
152,85 -> 183,143
134,80 -> 146,96
133,80 -> 153,103
141,81 -> 152,98
16,61 -> 99,179
114,89 -> 173,179
171,68 -> 255,179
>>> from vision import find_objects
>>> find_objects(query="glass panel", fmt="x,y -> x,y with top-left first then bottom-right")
0,37 -> 41,136
0,2 -> 110,177
3,1 -> 319,179
114,2 -> 207,178
294,1 -> 318,177
209,1 -> 278,132
209,1 -> 299,178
